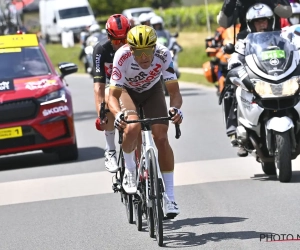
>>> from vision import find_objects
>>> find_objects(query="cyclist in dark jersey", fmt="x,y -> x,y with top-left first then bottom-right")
93,14 -> 131,173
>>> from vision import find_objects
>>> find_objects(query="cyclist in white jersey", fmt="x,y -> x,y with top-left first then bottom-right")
108,25 -> 183,217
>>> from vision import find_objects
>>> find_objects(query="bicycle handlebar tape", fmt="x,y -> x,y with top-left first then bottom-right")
118,113 -> 125,144
118,130 -> 123,144
175,124 -> 181,139
99,102 -> 106,120
168,109 -> 181,139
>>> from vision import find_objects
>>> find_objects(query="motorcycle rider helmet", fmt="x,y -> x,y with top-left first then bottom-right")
289,3 -> 300,25
127,25 -> 157,49
246,4 -> 275,32
106,14 -> 131,39
139,13 -> 150,25
150,15 -> 164,30
89,23 -> 100,33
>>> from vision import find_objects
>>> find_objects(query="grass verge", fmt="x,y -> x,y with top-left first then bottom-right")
179,72 -> 214,87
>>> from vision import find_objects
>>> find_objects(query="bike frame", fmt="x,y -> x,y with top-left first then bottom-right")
136,122 -> 164,208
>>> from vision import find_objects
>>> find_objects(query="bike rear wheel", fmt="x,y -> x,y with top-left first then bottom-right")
148,148 -> 164,246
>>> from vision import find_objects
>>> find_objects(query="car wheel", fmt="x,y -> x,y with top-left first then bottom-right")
56,139 -> 78,162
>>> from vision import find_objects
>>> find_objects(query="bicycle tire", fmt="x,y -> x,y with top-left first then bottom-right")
148,148 -> 164,246
147,207 -> 155,238
119,149 -> 134,224
134,201 -> 142,231
125,194 -> 134,224
135,154 -> 144,231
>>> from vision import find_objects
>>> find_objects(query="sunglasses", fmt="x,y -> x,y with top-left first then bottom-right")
132,47 -> 154,57
111,38 -> 127,45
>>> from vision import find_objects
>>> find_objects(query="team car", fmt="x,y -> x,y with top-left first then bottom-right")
0,33 -> 78,162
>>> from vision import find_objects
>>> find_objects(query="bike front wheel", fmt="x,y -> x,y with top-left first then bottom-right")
148,148 -> 164,246
119,149 -> 134,224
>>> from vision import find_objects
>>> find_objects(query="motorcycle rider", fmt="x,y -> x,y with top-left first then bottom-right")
85,23 -> 106,48
138,12 -> 156,26
286,1 -> 300,26
150,15 -> 183,79
108,25 -> 183,217
93,14 -> 131,173
225,3 -> 276,156
217,0 -> 292,39
150,15 -> 183,51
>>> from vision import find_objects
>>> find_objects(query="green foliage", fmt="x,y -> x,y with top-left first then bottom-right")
178,46 -> 208,68
89,0 -> 179,15
155,3 -> 222,29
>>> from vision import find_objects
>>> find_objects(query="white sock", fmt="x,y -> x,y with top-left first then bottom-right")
162,172 -> 174,201
123,151 -> 136,172
105,130 -> 115,151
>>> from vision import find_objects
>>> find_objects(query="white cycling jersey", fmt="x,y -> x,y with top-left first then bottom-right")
110,43 -> 177,93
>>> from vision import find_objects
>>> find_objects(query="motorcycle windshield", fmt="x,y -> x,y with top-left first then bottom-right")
156,30 -> 170,47
245,31 -> 295,75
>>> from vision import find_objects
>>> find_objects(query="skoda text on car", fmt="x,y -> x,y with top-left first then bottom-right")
0,34 -> 79,162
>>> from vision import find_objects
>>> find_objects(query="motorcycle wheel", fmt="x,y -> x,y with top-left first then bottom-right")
261,162 -> 276,175
274,131 -> 292,183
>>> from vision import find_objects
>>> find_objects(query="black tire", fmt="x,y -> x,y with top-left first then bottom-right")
261,162 -> 276,175
275,131 -> 292,183
148,149 -> 163,246
118,150 -> 134,223
134,201 -> 142,231
147,207 -> 155,238
125,194 -> 134,224
56,140 -> 78,162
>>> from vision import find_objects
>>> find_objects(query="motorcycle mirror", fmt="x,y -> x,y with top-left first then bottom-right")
223,43 -> 235,54
173,32 -> 179,38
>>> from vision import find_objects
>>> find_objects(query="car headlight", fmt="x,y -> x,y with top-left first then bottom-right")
37,89 -> 67,105
254,77 -> 300,98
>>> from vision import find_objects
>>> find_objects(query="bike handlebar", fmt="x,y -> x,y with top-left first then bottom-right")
118,113 -> 181,144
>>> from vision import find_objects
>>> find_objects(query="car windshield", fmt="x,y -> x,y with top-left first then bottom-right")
0,47 -> 50,79
131,11 -> 152,18
245,31 -> 296,74
58,6 -> 91,19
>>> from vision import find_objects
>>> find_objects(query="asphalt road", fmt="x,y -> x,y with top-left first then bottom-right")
1,75 -> 300,250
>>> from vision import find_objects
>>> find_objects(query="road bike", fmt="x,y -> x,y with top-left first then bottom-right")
118,104 -> 181,247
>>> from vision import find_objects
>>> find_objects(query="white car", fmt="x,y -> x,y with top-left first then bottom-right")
122,7 -> 155,25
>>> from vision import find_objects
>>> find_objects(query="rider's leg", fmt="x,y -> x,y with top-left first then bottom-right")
140,81 -> 180,216
119,88 -> 140,194
103,87 -> 118,173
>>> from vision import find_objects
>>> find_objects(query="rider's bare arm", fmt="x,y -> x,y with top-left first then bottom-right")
166,81 -> 182,109
108,87 -> 122,117
94,82 -> 106,115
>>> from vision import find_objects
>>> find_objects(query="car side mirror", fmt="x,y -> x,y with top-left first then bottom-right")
53,17 -> 57,24
58,62 -> 78,79
223,43 -> 235,54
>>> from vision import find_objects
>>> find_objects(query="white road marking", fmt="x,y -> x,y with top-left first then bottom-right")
1,157 -> 300,206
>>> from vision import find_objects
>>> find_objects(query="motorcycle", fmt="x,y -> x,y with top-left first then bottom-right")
83,31 -> 107,76
156,30 -> 183,96
221,30 -> 300,182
